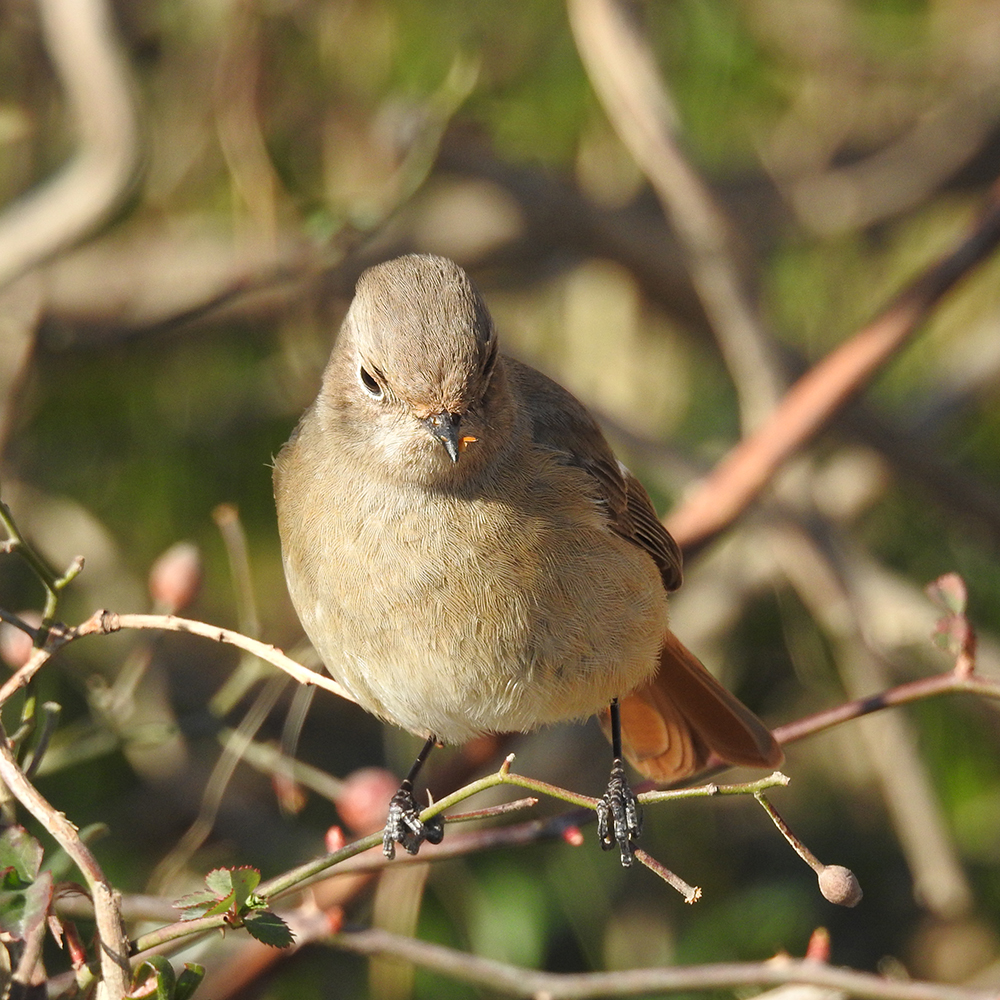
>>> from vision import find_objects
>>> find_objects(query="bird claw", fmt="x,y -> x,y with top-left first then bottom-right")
382,782 -> 444,859
596,758 -> 642,867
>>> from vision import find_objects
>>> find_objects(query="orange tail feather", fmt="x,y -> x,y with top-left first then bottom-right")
603,630 -> 783,783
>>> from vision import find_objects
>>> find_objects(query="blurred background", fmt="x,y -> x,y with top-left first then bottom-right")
1,0 -> 1000,996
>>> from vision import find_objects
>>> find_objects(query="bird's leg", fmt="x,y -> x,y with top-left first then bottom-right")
597,699 -> 642,867
383,735 -> 445,859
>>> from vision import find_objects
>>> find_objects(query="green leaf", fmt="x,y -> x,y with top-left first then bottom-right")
228,866 -> 261,911
243,910 -> 295,948
174,888 -> 221,919
174,963 -> 206,1000
194,866 -> 262,918
201,892 -> 236,918
204,868 -> 235,897
0,827 -> 43,885
128,955 -> 175,999
0,869 -> 52,940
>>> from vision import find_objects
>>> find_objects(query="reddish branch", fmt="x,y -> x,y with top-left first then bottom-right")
667,180 -> 1000,553
771,666 -> 999,747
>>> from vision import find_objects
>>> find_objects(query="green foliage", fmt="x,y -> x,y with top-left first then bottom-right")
177,866 -> 294,948
0,826 -> 52,943
128,954 -> 205,1000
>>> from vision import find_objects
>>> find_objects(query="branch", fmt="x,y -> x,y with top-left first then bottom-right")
568,0 -> 784,431
0,499 -> 83,627
332,926 -> 998,1000
13,603 -> 1000,777
666,179 -> 1000,553
771,666 -> 1000,747
0,721 -> 130,998
71,609 -> 355,703
0,0 -> 141,290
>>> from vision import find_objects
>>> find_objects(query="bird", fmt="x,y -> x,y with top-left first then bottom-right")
273,253 -> 783,865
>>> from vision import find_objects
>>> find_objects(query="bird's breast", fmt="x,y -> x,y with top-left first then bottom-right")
278,451 -> 667,743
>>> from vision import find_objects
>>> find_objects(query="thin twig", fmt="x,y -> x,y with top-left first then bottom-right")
445,796 -> 540,822
213,504 -> 261,641
771,666 -> 1000,747
332,926 -> 999,1000
149,675 -> 289,893
14,604 -> 1000,764
754,793 -> 823,873
634,848 -> 702,903
0,500 -> 83,628
666,180 -> 1000,553
639,771 -> 788,806
72,610 -> 355,702
0,643 -> 57,708
221,730 -> 347,803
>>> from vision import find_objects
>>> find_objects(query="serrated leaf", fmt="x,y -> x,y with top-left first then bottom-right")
0,827 -> 43,885
202,892 -> 236,918
174,889 -> 220,917
174,963 -> 206,1000
244,910 -> 295,948
228,867 -> 261,911
204,868 -> 235,896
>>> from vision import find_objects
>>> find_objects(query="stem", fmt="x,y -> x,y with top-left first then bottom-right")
0,720 -> 130,997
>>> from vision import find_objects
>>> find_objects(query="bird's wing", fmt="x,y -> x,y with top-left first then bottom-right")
505,357 -> 682,592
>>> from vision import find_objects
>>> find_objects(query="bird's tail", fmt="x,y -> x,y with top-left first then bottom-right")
602,630 -> 783,782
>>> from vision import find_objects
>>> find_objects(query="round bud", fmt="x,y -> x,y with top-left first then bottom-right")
149,541 -> 202,612
337,767 -> 400,835
0,611 -> 42,669
325,826 -> 346,853
818,865 -> 863,907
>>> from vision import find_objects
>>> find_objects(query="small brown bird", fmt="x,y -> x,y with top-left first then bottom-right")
274,254 -> 782,865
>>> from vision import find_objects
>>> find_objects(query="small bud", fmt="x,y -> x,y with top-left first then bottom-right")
273,774 -> 307,815
325,826 -> 346,853
0,611 -> 42,669
337,768 -> 400,835
818,865 -> 862,907
805,926 -> 831,962
326,906 -> 345,934
149,541 -> 202,613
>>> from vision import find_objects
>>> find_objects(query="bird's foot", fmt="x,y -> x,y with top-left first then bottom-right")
596,758 -> 642,867
382,781 -> 444,859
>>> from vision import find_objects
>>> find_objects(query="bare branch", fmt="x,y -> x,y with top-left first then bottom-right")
73,610 -> 355,703
772,667 -> 1000,748
0,0 -> 141,290
568,0 -> 784,431
332,926 -> 999,1000
0,722 -> 130,998
667,180 -> 1000,553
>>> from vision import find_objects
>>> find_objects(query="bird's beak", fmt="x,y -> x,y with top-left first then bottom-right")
423,411 -> 464,463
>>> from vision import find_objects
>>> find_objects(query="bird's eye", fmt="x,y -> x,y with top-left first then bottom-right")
359,366 -> 383,398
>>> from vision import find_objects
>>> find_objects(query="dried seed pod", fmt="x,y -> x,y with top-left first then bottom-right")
818,865 -> 863,907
